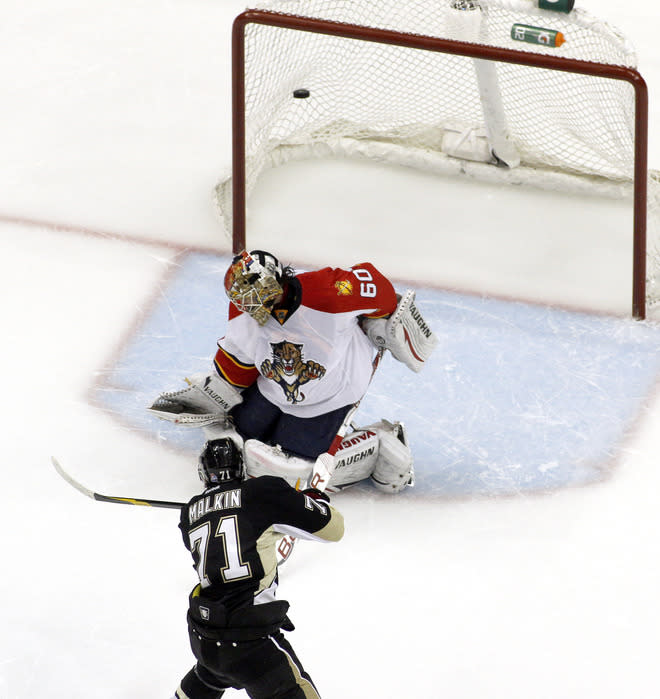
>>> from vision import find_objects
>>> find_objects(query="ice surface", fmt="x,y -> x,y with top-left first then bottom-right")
92,251 -> 660,498
2,1 -> 660,698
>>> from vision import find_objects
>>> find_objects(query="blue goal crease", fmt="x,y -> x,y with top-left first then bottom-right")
90,251 -> 660,498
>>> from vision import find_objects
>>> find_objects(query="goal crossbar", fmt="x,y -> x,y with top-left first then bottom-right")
230,9 -> 650,318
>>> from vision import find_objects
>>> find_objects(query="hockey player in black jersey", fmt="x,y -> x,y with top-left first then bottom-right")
173,438 -> 344,699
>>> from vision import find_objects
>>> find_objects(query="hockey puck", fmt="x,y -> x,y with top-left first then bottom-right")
293,89 -> 310,99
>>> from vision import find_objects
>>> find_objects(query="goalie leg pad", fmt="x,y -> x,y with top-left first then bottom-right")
326,428 -> 380,491
370,421 -> 414,493
243,439 -> 313,489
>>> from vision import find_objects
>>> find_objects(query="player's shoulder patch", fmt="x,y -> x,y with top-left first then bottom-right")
334,277 -> 354,296
298,267 -> 360,311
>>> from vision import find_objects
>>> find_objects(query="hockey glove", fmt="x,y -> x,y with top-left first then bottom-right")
148,373 -> 243,426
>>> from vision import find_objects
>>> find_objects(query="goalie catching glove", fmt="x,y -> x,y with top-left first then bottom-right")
147,373 -> 243,426
363,289 -> 438,372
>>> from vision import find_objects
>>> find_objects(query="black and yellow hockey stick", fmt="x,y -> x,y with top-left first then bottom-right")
51,456 -> 184,509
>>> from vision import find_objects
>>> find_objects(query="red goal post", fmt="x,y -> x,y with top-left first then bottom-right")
223,3 -> 653,319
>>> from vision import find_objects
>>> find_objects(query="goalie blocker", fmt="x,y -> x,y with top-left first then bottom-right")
362,289 -> 437,373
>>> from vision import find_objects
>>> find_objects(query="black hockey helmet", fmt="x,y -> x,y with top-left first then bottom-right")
198,438 -> 244,486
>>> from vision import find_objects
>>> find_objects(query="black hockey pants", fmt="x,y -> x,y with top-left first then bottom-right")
176,630 -> 321,699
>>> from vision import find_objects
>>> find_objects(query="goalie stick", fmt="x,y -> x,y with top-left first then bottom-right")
276,347 -> 385,564
51,456 -> 184,509
310,347 -> 385,490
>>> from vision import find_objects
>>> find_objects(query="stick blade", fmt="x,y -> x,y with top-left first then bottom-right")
51,456 -> 185,509
51,456 -> 96,500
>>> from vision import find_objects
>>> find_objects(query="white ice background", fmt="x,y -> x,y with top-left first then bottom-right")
1,1 -> 660,698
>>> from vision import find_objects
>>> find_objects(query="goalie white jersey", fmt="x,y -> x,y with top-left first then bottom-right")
214,263 -> 397,418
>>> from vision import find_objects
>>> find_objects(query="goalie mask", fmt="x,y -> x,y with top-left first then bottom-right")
198,438 -> 244,486
224,250 -> 284,325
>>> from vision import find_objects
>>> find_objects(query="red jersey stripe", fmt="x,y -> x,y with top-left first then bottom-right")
214,347 -> 259,388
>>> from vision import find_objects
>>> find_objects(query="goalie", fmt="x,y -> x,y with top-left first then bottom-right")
149,249 -> 437,493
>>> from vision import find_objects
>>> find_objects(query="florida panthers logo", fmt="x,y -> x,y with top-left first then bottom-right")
260,341 -> 326,404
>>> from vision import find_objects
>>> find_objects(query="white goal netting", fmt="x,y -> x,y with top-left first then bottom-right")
215,0 -> 660,311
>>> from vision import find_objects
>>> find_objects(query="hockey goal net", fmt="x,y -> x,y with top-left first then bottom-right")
215,0 -> 660,318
